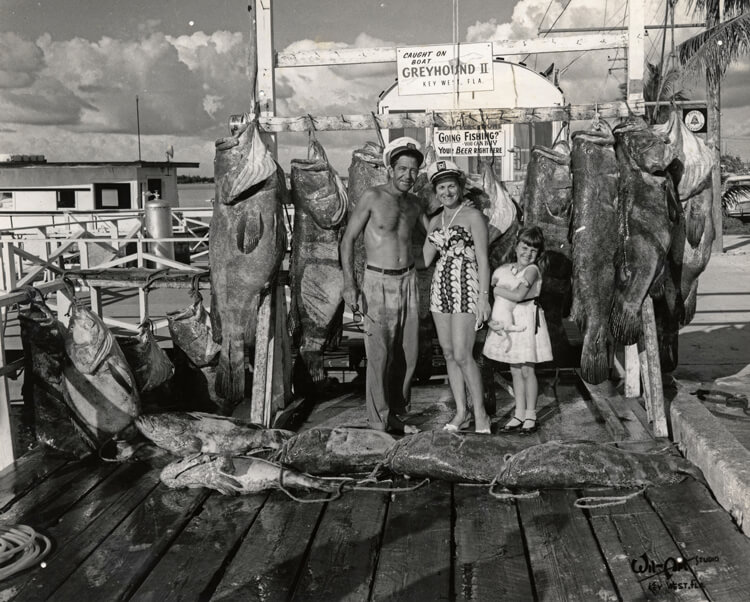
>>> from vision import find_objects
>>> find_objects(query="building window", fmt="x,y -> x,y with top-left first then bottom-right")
57,189 -> 75,209
0,192 -> 13,210
94,183 -> 131,209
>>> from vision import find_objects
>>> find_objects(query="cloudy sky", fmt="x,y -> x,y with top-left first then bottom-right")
1,0 -> 749,178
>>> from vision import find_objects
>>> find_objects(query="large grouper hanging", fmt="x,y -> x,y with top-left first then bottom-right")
610,116 -> 679,345
288,137 -> 348,391
209,114 -> 287,403
570,120 -> 620,384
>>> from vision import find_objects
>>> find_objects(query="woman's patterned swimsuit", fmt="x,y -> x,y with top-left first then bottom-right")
428,224 -> 479,314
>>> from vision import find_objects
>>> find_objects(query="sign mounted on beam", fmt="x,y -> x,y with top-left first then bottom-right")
435,128 -> 505,157
396,43 -> 493,95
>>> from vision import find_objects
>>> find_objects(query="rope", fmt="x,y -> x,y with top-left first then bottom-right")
0,524 -> 52,581
488,477 -> 540,500
574,487 -> 646,508
350,477 -> 430,494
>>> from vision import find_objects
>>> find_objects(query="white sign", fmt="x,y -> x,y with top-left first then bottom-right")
397,43 -> 494,96
435,128 -> 505,157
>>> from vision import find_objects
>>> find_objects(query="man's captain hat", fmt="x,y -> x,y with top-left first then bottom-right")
383,137 -> 424,167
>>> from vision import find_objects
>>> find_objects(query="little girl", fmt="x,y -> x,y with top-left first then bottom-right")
483,226 -> 553,434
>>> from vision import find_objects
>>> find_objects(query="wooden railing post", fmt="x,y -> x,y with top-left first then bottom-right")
0,307 -> 16,469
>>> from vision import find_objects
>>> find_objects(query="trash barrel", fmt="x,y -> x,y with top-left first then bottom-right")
144,200 -> 174,268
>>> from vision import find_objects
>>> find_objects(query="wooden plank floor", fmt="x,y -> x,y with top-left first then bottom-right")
2,372 -> 750,601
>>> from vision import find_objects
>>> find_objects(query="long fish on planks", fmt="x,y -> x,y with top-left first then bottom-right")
160,454 -> 348,496
610,116 -> 679,345
209,114 -> 287,403
135,411 -> 293,456
496,440 -> 704,489
18,287 -> 93,458
570,120 -> 620,384
288,137 -> 348,391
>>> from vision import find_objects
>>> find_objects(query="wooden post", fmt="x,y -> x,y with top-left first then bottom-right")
0,308 -> 15,470
250,288 -> 274,426
624,344 -> 640,397
255,0 -> 277,155
1,241 -> 17,293
136,239 -> 148,322
270,281 -> 292,416
641,297 -> 668,437
627,0 -> 645,104
79,240 -> 102,315
707,3 -> 723,252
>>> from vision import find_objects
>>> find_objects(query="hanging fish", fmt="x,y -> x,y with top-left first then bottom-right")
62,294 -> 140,448
209,116 -> 287,403
167,284 -> 220,369
118,319 -> 174,393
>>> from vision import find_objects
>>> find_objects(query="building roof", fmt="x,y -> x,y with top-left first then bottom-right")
0,161 -> 199,169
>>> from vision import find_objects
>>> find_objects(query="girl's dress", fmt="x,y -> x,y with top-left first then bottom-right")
428,206 -> 479,314
483,264 -> 553,364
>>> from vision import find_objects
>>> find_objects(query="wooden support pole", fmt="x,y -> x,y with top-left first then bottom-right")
255,0 -> 277,156
270,282 -> 292,417
79,240 -> 102,315
624,344 -> 640,397
641,297 -> 668,437
250,288 -> 274,426
1,242 -> 17,292
627,0 -> 645,104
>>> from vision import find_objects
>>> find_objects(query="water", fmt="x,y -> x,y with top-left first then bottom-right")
177,183 -> 214,208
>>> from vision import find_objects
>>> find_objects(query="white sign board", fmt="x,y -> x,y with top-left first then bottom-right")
435,128 -> 505,157
397,43 -> 494,96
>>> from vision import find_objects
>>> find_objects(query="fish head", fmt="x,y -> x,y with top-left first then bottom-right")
160,454 -> 232,489
135,413 -> 194,450
66,303 -> 113,373
307,138 -> 328,163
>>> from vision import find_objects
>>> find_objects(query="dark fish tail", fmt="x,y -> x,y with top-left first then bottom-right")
580,327 -> 610,385
609,292 -> 642,345
681,280 -> 699,326
216,336 -> 245,403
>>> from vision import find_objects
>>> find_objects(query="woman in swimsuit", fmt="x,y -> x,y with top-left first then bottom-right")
423,160 -> 492,434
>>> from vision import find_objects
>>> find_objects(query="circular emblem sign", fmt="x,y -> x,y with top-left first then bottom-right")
684,109 -> 706,132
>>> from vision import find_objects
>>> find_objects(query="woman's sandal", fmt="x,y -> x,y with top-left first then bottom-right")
443,416 -> 473,432
520,418 -> 538,434
502,417 -> 524,432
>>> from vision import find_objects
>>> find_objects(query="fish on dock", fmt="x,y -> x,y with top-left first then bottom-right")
288,138 -> 348,391
160,454 -> 346,496
135,411 -> 294,457
610,117 -> 679,345
209,115 -> 287,403
18,287 -> 92,457
62,297 -> 141,447
496,440 -> 703,489
570,121 -> 620,384
383,430 -> 527,483
274,427 -> 396,475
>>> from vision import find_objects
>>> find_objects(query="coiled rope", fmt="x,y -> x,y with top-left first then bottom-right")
0,524 -> 51,581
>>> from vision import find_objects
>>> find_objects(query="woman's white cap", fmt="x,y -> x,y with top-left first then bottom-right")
383,137 -> 424,167
426,159 -> 464,184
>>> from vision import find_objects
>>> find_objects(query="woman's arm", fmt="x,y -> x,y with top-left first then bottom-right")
469,210 -> 491,323
422,216 -> 439,267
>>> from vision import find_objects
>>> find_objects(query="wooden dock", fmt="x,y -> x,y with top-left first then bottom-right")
2,373 -> 750,600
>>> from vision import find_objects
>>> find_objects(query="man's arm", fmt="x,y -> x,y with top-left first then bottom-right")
340,189 -> 374,307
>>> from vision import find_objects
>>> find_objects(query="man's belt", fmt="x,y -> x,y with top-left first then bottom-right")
365,263 -> 415,276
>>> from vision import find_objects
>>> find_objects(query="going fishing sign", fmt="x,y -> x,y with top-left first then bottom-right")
435,128 -> 505,157
396,43 -> 494,96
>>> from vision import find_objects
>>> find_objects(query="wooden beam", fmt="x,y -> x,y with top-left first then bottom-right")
250,289 -> 274,425
255,0 -> 277,156
276,34 -> 629,67
0,308 -> 14,470
624,344 -> 640,397
641,297 -> 668,437
256,101 -> 643,133
627,0 -> 645,103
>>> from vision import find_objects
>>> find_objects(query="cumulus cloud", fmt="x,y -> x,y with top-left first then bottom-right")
0,32 -> 45,89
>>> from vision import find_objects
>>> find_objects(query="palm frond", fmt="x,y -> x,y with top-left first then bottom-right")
683,0 -> 750,16
677,12 -> 750,83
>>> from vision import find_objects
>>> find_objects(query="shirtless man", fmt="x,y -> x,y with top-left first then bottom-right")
341,137 -> 429,435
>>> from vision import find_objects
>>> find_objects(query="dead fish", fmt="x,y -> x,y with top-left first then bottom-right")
118,320 -> 174,392
136,411 -> 293,456
496,440 -> 703,489
63,299 -> 140,445
18,287 -> 92,458
383,430 -> 527,483
160,454 -> 345,496
477,159 -> 519,245
167,288 -> 220,368
610,117 -> 680,345
570,121 -> 619,384
210,116 -> 287,403
274,427 -> 396,475
288,138 -> 348,390
347,141 -> 388,286
413,145 -> 443,218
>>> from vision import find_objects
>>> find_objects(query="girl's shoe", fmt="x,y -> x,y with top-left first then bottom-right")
520,418 -> 538,434
502,417 -> 523,432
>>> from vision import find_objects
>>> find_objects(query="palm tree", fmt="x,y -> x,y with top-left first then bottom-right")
643,62 -> 690,124
676,0 -> 750,250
